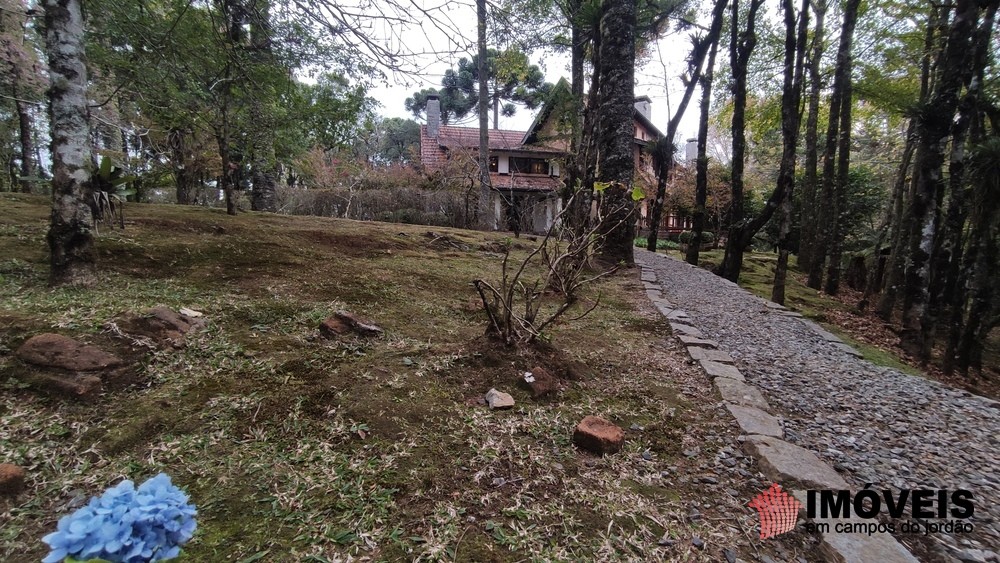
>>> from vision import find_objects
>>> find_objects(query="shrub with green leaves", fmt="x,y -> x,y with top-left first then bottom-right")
678,231 -> 715,245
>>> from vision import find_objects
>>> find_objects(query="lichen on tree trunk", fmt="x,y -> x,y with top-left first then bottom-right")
595,0 -> 636,265
43,0 -> 95,286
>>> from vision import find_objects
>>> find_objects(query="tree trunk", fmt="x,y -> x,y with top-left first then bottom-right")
476,0 -> 494,230
771,0 -> 809,304
864,123 -> 915,313
942,3 -> 997,370
956,164 -> 999,374
900,0 -> 984,357
493,95 -> 499,130
170,129 -> 198,205
249,0 -> 278,213
562,0 -> 585,211
646,0 -> 728,252
16,98 -> 36,193
685,29 -> 720,267
876,6 -> 941,319
43,0 -> 96,286
716,0 -> 764,282
595,0 -> 636,265
796,0 -> 826,272
807,0 -> 859,291
822,0 -> 860,296
576,26 -> 601,235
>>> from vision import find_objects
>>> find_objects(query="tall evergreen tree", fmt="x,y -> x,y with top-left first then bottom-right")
595,0 -> 637,264
43,0 -> 94,285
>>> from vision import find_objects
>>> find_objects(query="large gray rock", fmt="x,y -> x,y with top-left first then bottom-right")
485,388 -> 515,409
725,403 -> 782,438
678,335 -> 719,348
714,378 -> 770,411
832,342 -> 864,358
801,319 -> 842,343
789,491 -> 919,563
820,527 -> 920,563
700,360 -> 744,381
743,435 -> 848,490
688,347 -> 734,364
670,323 -> 704,337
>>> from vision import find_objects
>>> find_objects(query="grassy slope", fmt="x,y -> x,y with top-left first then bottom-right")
0,194 -> 787,562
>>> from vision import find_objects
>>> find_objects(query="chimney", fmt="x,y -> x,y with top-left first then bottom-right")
685,138 -> 698,163
426,95 -> 441,138
633,95 -> 652,121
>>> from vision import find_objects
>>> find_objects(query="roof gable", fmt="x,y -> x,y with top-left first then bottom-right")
522,80 -> 664,145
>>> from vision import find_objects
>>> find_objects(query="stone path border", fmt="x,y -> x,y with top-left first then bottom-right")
635,253 -> 919,563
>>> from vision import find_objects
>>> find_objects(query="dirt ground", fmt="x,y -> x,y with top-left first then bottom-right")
2,194 -> 817,561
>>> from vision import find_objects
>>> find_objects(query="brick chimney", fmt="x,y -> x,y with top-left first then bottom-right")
426,95 -> 441,138
633,96 -> 652,121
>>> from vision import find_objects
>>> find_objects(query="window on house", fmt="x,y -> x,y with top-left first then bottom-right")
510,157 -> 549,175
489,156 -> 499,173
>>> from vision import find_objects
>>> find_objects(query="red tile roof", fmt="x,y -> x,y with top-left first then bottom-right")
438,126 -> 523,150
425,126 -> 563,154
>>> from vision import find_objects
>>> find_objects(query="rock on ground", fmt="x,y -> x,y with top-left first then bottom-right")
320,311 -> 383,338
16,333 -> 122,371
573,415 -> 625,455
116,306 -> 205,348
485,388 -> 515,410
0,463 -> 26,496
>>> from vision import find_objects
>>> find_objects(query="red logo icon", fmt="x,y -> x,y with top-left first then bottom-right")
748,483 -> 803,539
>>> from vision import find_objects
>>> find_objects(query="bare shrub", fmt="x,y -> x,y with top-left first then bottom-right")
473,187 -> 634,345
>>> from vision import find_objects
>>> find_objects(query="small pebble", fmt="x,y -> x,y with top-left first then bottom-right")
658,536 -> 676,547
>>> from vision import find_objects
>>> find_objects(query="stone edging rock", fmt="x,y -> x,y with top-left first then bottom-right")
635,255 -> 919,563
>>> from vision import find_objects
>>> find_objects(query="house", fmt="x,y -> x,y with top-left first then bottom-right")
419,85 -> 663,234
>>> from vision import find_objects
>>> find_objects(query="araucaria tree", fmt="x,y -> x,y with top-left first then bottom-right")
406,48 -> 551,129
43,0 -> 95,286
594,0 -> 637,265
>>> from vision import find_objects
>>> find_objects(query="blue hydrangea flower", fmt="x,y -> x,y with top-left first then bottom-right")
42,474 -> 197,563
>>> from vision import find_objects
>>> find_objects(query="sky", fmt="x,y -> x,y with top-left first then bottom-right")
361,1 -> 705,142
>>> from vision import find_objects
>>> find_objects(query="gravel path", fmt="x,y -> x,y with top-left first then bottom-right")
640,251 -> 1000,562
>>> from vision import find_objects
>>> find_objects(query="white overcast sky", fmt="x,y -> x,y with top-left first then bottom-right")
362,1 -> 705,141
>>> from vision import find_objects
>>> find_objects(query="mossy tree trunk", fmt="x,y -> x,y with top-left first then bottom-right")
685,26 -> 721,267
771,0 -> 809,304
716,0 -> 764,282
595,0 -> 636,265
900,0 -> 990,358
43,0 -> 96,286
